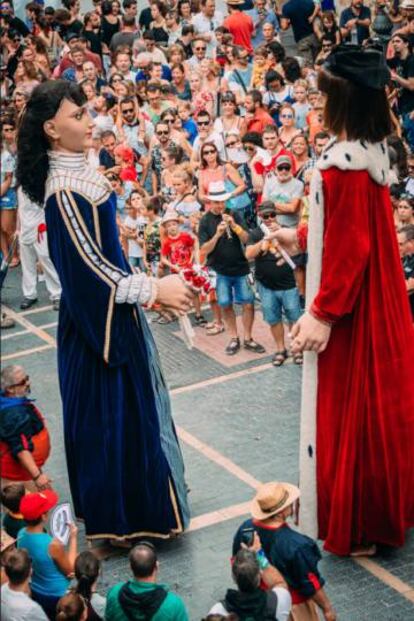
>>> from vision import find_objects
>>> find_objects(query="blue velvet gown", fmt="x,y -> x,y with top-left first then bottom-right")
44,152 -> 189,539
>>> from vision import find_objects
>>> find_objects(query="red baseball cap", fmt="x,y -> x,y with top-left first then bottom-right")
20,489 -> 59,521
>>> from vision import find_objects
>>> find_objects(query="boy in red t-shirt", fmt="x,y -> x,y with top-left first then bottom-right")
161,211 -> 207,325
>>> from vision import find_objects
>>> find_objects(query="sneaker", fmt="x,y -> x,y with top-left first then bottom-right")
1,313 -> 15,329
194,314 -> 207,326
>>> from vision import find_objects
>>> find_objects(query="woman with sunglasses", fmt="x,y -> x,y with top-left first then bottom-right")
198,141 -> 246,212
214,91 -> 244,136
277,104 -> 302,149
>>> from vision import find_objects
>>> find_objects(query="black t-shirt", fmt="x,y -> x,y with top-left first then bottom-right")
139,7 -> 152,31
281,0 -> 314,43
83,30 -> 103,57
388,54 -> 414,114
248,228 -> 296,290
9,16 -> 29,37
198,211 -> 250,276
403,253 -> 414,319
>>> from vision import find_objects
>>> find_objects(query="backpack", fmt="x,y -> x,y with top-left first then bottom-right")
221,589 -> 279,621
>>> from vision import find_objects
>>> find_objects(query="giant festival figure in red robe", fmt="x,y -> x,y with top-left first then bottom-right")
283,46 -> 414,556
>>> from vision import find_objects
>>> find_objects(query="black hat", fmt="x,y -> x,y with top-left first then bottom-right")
324,45 -> 390,90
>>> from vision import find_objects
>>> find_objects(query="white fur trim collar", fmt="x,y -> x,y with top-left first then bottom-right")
317,138 -> 390,186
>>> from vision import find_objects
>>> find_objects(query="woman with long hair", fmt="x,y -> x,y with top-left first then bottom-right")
149,0 -> 169,46
73,551 -> 106,620
1,119 -> 18,267
287,46 -> 414,557
56,593 -> 87,621
171,63 -> 191,101
291,134 -> 314,182
14,59 -> 41,94
214,91 -> 243,136
189,71 -> 214,118
278,104 -> 302,148
198,141 -> 246,212
16,80 -> 191,544
100,0 -> 121,50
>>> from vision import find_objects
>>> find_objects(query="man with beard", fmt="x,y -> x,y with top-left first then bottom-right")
339,0 -> 371,44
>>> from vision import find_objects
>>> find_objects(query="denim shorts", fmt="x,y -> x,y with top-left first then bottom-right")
216,274 -> 255,307
257,283 -> 302,325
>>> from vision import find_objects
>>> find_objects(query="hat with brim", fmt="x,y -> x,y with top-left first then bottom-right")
162,209 -> 180,224
258,200 -> 276,214
20,489 -> 59,521
250,481 -> 300,520
401,0 -> 414,9
207,181 -> 232,202
226,0 -> 244,6
324,45 -> 390,90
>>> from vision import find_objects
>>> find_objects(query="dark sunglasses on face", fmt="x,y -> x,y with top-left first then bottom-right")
195,46 -> 206,51
277,165 -> 291,172
122,108 -> 134,114
202,149 -> 216,155
243,145 -> 255,152
262,212 -> 276,220
197,120 -> 210,127
163,118 -> 174,123
156,130 -> 169,135
226,141 -> 237,147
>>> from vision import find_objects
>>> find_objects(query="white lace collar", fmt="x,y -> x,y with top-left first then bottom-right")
317,137 -> 390,186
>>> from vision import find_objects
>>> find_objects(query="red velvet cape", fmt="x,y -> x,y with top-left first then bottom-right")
311,168 -> 414,555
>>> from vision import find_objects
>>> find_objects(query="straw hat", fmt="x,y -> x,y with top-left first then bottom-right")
250,481 -> 300,520
226,0 -> 244,5
161,209 -> 180,224
206,181 -> 232,202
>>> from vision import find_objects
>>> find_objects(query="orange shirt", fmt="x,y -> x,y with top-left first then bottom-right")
246,108 -> 275,134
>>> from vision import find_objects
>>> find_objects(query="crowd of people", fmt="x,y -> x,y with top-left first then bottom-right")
1,0 -> 413,344
1,0 -> 414,617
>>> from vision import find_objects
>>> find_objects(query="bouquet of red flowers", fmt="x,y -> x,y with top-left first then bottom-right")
178,265 -> 212,349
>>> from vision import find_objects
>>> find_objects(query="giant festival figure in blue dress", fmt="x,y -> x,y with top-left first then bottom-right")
17,81 -> 193,541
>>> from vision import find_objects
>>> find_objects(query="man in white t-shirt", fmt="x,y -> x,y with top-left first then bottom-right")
208,546 -> 292,620
191,110 -> 227,165
1,548 -> 48,621
262,155 -> 303,228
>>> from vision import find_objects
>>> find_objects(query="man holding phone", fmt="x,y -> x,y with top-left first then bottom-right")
198,181 -> 265,356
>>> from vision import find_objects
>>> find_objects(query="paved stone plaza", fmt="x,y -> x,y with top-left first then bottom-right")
2,270 -> 414,620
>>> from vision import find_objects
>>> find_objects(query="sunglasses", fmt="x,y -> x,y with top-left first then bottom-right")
112,77 -> 122,83
280,114 -> 293,119
243,145 -> 255,152
156,130 -> 169,135
262,212 -> 276,220
122,108 -> 134,114
9,375 -> 30,388
225,141 -> 238,147
195,46 -> 206,51
197,120 -> 210,127
277,165 -> 291,171
163,118 -> 174,123
108,175 -> 119,181
202,149 -> 216,155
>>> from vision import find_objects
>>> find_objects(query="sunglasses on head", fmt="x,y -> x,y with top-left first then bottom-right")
9,375 -> 29,388
277,164 -> 291,171
261,212 -> 276,220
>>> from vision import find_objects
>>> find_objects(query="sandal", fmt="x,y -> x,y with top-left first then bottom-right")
194,314 -> 208,326
225,337 -> 240,355
206,323 -> 225,336
272,350 -> 287,367
244,339 -> 266,354
293,352 -> 303,365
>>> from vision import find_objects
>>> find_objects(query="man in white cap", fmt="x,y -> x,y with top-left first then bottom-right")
198,181 -> 265,355
232,482 -> 336,621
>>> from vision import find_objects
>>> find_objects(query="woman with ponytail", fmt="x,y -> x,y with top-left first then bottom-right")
56,593 -> 87,621
16,80 -> 192,544
73,552 -> 105,620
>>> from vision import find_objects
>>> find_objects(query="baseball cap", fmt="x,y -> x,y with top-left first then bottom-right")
20,489 -> 59,521
258,200 -> 276,213
276,155 -> 292,168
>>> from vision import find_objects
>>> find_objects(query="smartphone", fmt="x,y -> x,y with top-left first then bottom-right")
241,526 -> 255,547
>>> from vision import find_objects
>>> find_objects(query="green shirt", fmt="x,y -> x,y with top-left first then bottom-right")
105,581 -> 188,621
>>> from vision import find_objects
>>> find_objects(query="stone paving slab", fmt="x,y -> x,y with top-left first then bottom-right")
2,267 -> 414,620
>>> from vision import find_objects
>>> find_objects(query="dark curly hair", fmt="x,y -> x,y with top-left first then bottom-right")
16,80 -> 86,205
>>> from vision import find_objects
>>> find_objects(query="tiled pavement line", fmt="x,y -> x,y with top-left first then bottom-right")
354,558 -> 414,604
3,304 -> 414,603
1,321 -> 58,341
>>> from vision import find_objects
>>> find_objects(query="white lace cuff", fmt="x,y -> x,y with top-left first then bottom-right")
115,273 -> 153,305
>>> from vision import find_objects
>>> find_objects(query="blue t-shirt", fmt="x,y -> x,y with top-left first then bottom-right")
282,0 -> 315,42
247,8 -> 279,46
135,65 -> 171,82
182,119 -> 198,145
17,529 -> 69,597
